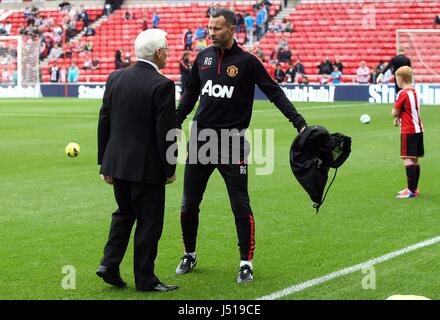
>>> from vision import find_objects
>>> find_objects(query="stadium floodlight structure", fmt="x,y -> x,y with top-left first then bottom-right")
0,35 -> 40,87
396,29 -> 440,83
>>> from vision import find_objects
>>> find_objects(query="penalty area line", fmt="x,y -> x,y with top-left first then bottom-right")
256,235 -> 440,300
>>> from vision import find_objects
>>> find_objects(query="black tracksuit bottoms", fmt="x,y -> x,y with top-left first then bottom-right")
180,139 -> 255,262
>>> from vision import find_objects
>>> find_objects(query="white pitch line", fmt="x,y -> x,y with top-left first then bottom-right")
257,235 -> 440,300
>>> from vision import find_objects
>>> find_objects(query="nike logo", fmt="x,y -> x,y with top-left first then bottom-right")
201,66 -> 210,71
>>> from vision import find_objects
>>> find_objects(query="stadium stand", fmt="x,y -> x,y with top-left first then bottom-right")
41,0 -> 281,82
259,0 -> 440,83
1,0 -> 439,83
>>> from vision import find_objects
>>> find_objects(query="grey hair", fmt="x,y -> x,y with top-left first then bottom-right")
134,29 -> 167,59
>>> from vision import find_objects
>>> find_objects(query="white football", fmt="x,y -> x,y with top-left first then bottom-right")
360,114 -> 371,124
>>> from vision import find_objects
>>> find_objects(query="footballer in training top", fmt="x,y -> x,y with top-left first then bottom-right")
176,40 -> 306,131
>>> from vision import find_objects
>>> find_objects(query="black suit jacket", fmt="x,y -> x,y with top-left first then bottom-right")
98,61 -> 176,184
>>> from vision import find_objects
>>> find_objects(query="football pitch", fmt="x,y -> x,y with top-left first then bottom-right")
0,98 -> 439,300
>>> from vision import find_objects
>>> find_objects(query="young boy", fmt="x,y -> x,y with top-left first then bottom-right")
392,66 -> 424,199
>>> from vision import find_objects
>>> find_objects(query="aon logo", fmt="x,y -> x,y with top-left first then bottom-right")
201,80 -> 234,98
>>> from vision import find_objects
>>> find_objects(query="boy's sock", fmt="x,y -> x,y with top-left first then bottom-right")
414,165 -> 420,187
406,165 -> 419,193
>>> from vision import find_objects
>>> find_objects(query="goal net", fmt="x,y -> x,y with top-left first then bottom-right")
396,29 -> 440,83
0,35 -> 39,86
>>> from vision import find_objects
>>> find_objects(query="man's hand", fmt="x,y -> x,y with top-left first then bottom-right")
393,117 -> 400,127
165,174 -> 176,185
101,175 -> 113,185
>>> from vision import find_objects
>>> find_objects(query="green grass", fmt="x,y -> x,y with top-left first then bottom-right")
0,98 -> 439,300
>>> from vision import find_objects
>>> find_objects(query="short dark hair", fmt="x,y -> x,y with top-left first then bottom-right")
210,8 -> 236,26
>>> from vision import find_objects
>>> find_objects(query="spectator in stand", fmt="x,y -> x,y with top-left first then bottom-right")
39,39 -> 49,60
293,58 -> 305,80
123,52 -> 131,67
320,74 -> 330,85
103,0 -> 113,16
333,56 -> 343,74
262,0 -> 273,7
78,5 -> 90,27
280,18 -> 293,32
83,55 -> 92,70
72,40 -> 84,55
277,45 -> 292,63
236,12 -> 244,33
141,14 -> 148,31
317,58 -> 332,75
30,5 -> 39,17
179,51 -> 192,96
12,70 -> 17,85
63,13 -> 77,40
64,41 -> 73,58
269,46 -> 278,63
251,43 -> 265,62
59,65 -> 67,83
244,13 -> 255,45
48,43 -> 63,61
256,4 -> 267,41
24,7 -> 31,18
125,11 -> 133,20
356,61 -> 370,84
435,15 -> 440,25
0,21 -> 12,36
373,59 -> 386,83
91,56 -> 100,70
183,29 -> 193,51
112,0 -> 123,11
297,73 -> 309,84
84,26 -> 96,36
274,63 -> 285,83
68,62 -> 79,83
59,1 -> 71,11
1,69 -> 10,84
278,37 -> 288,49
152,12 -> 160,28
330,66 -> 342,84
40,15 -> 54,29
194,26 -> 206,40
84,40 -> 93,52
195,37 -> 207,51
285,63 -> 296,83
268,17 -> 281,32
115,49 -> 125,69
50,63 -> 60,82
20,19 -> 39,38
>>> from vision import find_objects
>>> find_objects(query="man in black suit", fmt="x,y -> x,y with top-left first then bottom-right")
97,28 -> 178,292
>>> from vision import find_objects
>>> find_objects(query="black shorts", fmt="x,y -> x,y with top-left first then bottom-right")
401,133 -> 424,158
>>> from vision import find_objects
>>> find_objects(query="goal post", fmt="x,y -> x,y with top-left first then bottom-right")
396,29 -> 440,83
0,35 -> 39,87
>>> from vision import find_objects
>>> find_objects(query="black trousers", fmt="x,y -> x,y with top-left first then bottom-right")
180,136 -> 255,261
100,178 -> 165,291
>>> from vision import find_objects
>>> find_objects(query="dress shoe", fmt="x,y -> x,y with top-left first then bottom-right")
96,265 -> 127,288
139,282 -> 179,292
